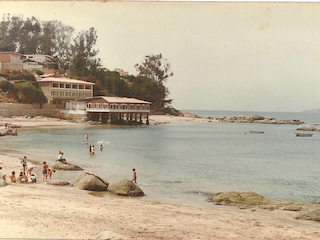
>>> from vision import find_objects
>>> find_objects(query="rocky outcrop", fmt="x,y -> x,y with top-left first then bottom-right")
107,178 -> 144,197
181,112 -> 200,118
51,161 -> 83,171
0,179 -> 7,187
215,114 -> 304,125
71,172 -> 109,191
294,209 -> 320,221
296,124 -> 317,131
210,191 -> 280,205
47,179 -> 69,186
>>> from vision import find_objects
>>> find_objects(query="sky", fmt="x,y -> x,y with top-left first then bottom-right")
1,1 -> 320,112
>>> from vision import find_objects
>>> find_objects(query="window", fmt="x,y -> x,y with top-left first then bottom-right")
72,92 -> 78,97
85,93 -> 92,97
72,84 -> 78,89
59,83 -> 65,88
66,92 -> 71,97
136,105 -> 140,110
130,105 -> 134,110
79,93 -> 84,97
79,85 -> 84,89
102,104 -> 108,109
85,85 -> 92,90
66,84 -> 71,89
59,92 -> 64,97
52,83 -> 59,88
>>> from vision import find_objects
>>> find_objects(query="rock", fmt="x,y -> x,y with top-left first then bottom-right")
10,129 -> 18,136
296,124 -> 316,131
294,209 -> 320,221
181,112 -> 199,118
52,161 -> 83,171
215,114 -> 304,125
107,178 -> 144,197
282,204 -> 302,212
0,179 -> 7,187
210,191 -> 280,205
47,179 -> 69,186
71,172 -> 109,191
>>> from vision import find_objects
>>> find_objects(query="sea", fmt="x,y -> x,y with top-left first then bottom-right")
2,110 -> 320,207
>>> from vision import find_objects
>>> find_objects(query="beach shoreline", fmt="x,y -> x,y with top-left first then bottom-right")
1,115 -> 320,239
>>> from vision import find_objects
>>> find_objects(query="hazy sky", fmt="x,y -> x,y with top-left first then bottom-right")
1,1 -> 320,112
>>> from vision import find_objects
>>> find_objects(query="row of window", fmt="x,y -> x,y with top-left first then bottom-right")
51,91 -> 92,98
52,82 -> 92,90
87,103 -> 150,110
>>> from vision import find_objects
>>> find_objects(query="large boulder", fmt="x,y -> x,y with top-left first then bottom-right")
47,179 -> 69,186
296,124 -> 316,131
51,161 -> 83,171
294,209 -> 320,222
72,172 -> 109,191
210,191 -> 279,205
107,178 -> 144,197
0,179 -> 7,187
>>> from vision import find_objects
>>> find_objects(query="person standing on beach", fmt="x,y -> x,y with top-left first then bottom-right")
21,156 -> 27,174
132,168 -> 137,184
99,145 -> 103,151
89,145 -> 92,155
85,134 -> 88,143
42,162 -> 48,182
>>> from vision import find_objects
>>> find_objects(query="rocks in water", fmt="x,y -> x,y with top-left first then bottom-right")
296,124 -> 317,131
0,179 -> 7,187
107,178 -> 144,197
47,179 -> 69,186
215,114 -> 304,125
51,161 -> 83,171
72,172 -> 109,191
210,191 -> 280,205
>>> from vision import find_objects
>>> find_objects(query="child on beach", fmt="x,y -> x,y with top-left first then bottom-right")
31,174 -> 37,183
9,171 -> 16,183
21,156 -> 27,174
132,168 -> 137,184
21,172 -> 28,183
27,166 -> 35,176
47,167 -> 55,180
99,145 -> 103,151
42,162 -> 48,182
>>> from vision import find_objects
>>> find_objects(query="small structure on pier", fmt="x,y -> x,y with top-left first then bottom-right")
63,96 -> 151,124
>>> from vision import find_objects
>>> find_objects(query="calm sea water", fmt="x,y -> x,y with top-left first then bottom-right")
1,110 -> 320,206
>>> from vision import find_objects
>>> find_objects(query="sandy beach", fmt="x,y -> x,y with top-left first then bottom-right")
1,115 -> 320,239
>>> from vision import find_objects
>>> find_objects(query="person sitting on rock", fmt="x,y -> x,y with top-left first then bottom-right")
57,151 -> 67,164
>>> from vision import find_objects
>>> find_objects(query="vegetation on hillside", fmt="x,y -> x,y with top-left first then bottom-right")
0,14 -> 174,110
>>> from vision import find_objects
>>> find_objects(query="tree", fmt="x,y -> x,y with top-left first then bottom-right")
134,54 -> 173,84
134,54 -> 173,109
70,27 -> 99,77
